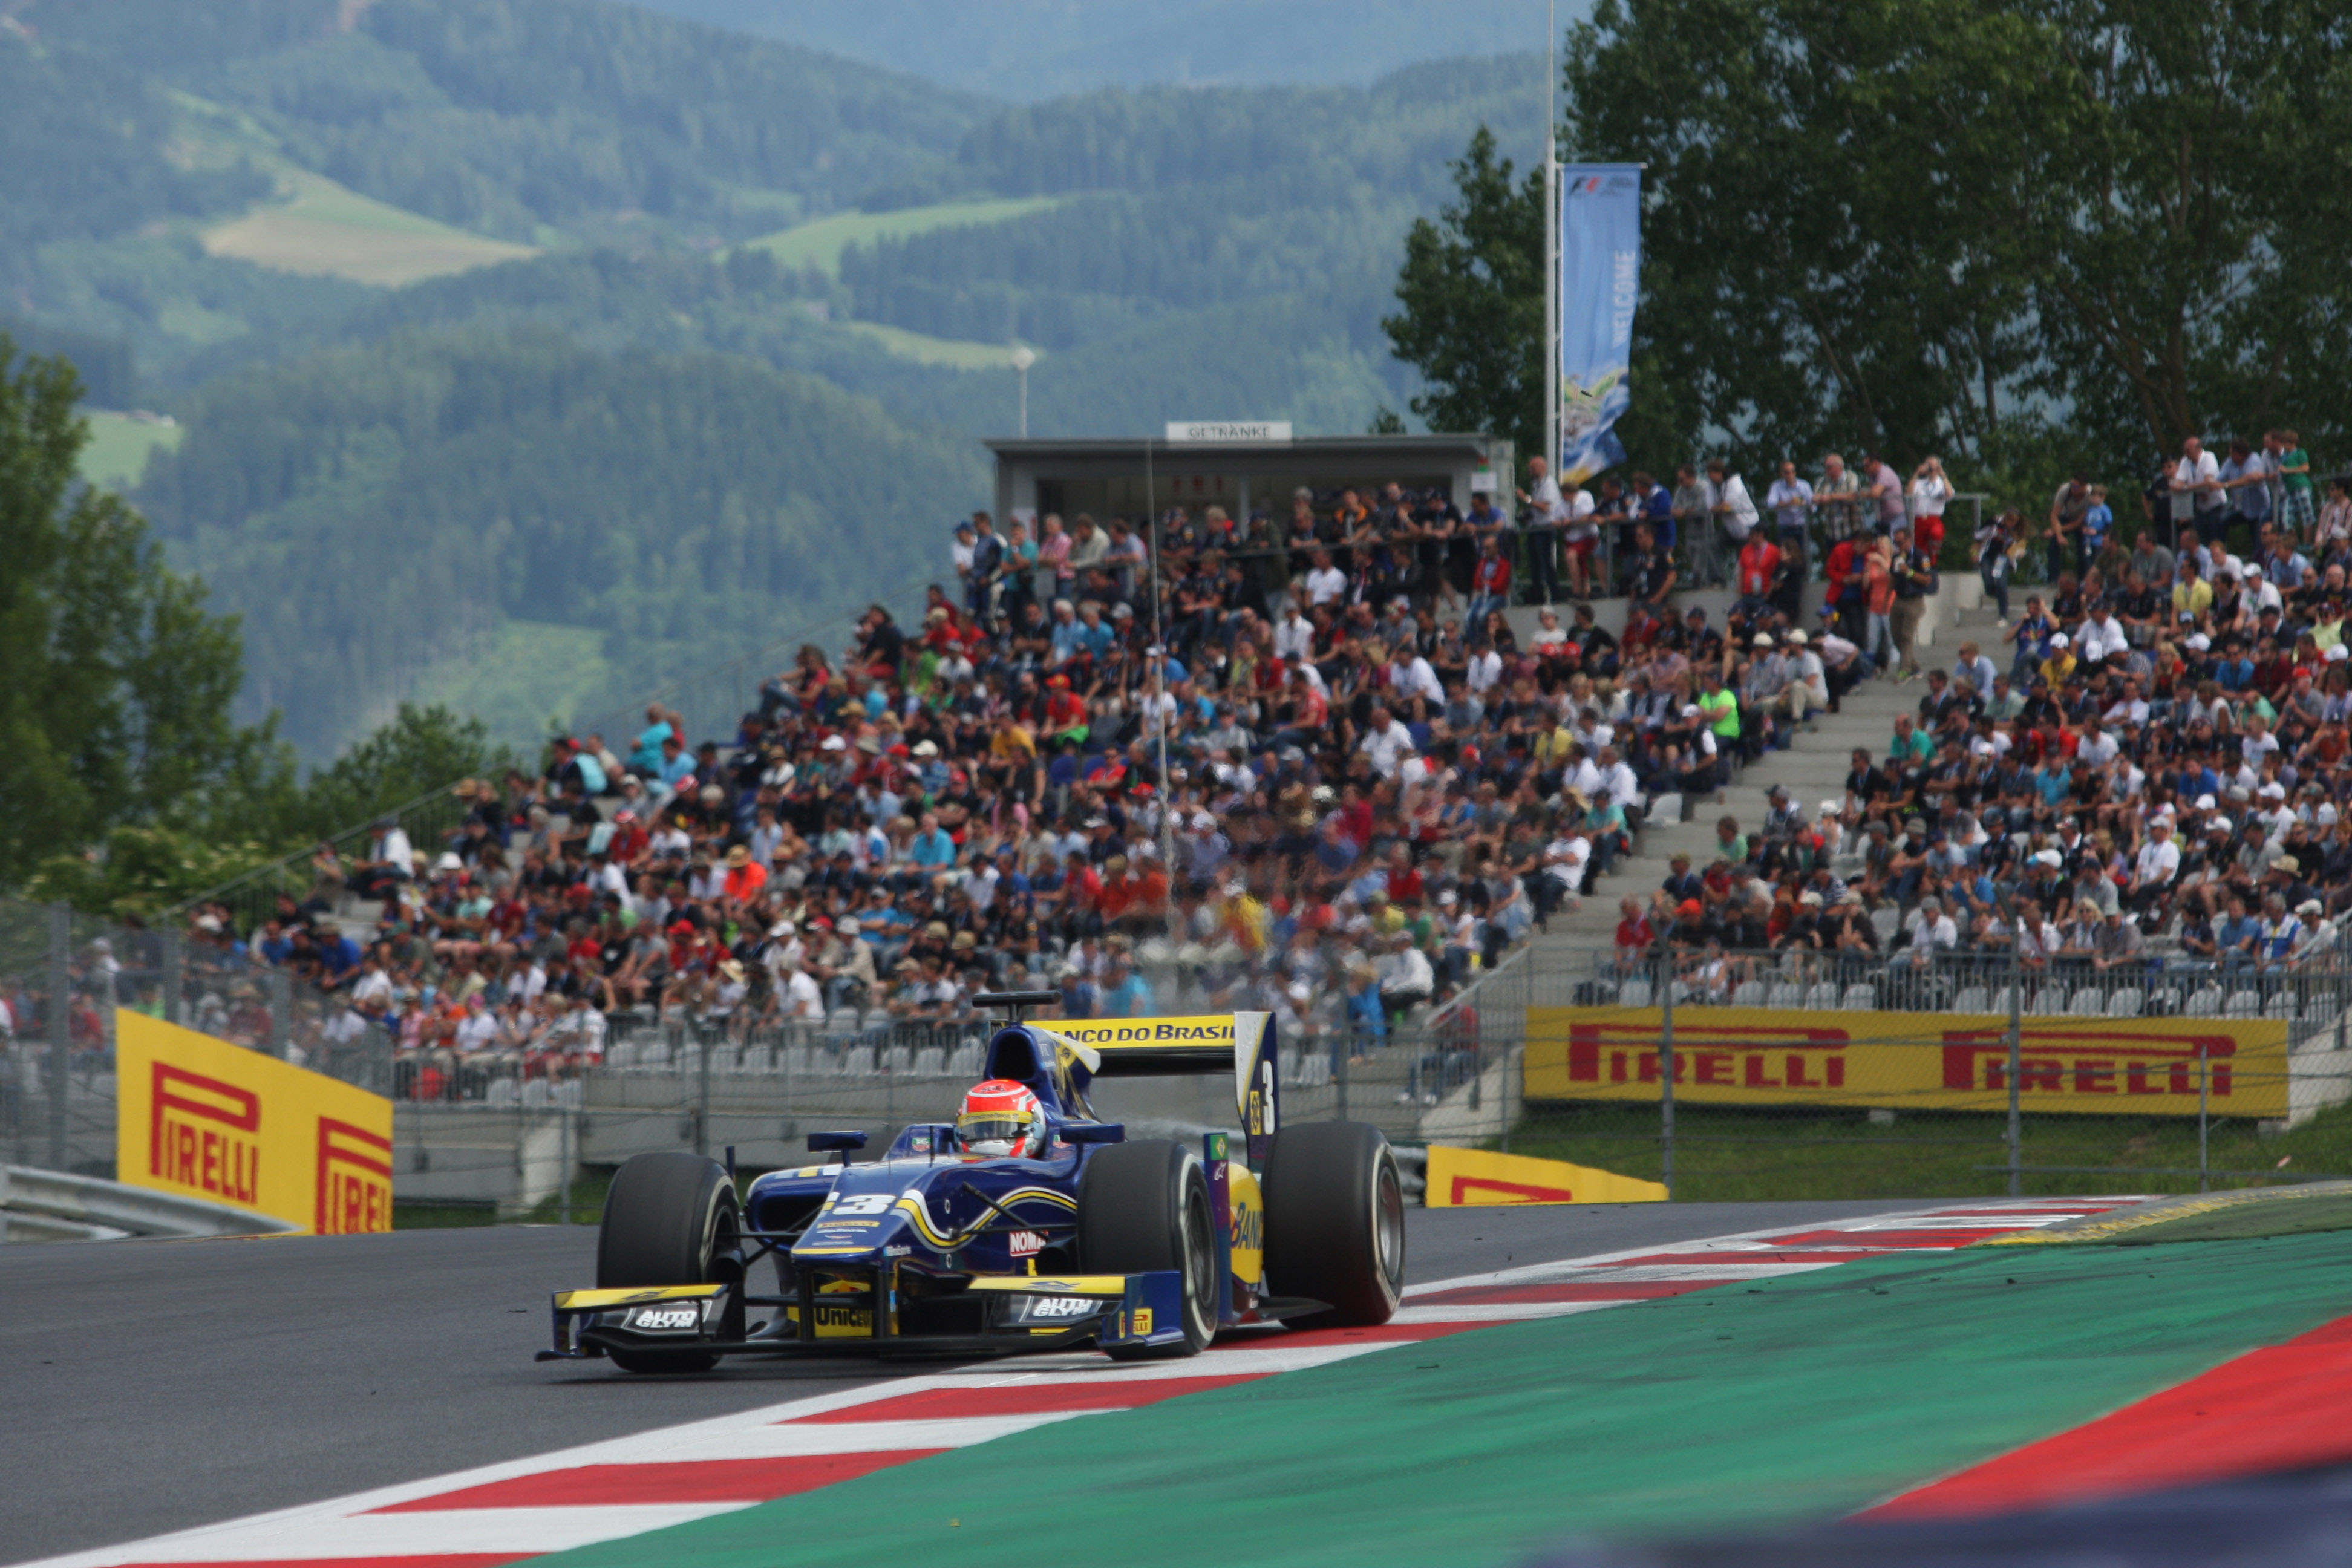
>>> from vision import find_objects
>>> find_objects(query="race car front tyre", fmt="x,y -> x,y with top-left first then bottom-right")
1263,1120 -> 1405,1327
1076,1139 -> 1215,1359
595,1151 -> 742,1373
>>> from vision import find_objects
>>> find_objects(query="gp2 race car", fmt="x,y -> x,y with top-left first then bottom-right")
540,993 -> 1404,1371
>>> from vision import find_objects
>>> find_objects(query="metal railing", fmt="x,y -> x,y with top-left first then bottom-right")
1545,944 -> 2352,1051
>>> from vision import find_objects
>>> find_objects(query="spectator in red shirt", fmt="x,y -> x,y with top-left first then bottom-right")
1736,533 -> 1783,610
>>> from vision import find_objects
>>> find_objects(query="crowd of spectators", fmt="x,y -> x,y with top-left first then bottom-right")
1610,430 -> 2352,996
146,427 -> 2347,1094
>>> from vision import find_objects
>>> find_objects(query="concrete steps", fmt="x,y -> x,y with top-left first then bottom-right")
1529,657 -> 1926,960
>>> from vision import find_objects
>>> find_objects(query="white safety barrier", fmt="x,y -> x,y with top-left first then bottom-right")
0,1163 -> 300,1243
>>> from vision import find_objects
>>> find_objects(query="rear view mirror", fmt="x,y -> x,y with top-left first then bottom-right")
808,1130 -> 869,1154
1062,1123 -> 1125,1146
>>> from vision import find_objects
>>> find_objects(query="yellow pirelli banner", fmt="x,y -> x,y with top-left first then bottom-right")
1426,1145 -> 1667,1206
1526,1006 -> 2290,1119
117,1011 -> 395,1234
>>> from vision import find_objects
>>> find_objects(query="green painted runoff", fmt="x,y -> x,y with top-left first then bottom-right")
529,1232 -> 2352,1568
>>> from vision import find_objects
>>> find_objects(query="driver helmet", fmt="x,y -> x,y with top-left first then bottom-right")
956,1079 -> 1046,1158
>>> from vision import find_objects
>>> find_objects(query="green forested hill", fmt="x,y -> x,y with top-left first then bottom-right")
136,330 -> 985,757
28,0 -> 979,241
7,0 -> 1540,763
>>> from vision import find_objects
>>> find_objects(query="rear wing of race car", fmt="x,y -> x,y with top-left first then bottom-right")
979,1005 -> 1281,1166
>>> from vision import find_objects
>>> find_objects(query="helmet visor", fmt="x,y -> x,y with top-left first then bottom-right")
957,1110 -> 1035,1149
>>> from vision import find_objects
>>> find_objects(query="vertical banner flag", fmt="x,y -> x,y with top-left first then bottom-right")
1558,163 -> 1643,485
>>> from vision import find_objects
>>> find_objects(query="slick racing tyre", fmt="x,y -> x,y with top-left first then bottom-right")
595,1151 -> 742,1373
1076,1139 -> 1216,1359
1263,1121 -> 1405,1328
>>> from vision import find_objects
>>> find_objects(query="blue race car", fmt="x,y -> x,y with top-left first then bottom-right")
540,993 -> 1405,1371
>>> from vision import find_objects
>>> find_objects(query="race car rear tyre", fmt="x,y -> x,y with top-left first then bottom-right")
1263,1120 -> 1405,1327
595,1151 -> 741,1373
1076,1139 -> 1215,1359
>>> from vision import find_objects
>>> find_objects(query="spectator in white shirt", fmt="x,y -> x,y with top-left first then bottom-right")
1273,602 -> 1315,662
1705,459 -> 1757,545
2126,817 -> 2180,915
1389,648 -> 1443,706
1464,643 -> 1503,695
2077,601 -> 2129,664
2173,436 -> 2225,543
1904,897 -> 1959,957
1356,704 -> 1413,779
1303,550 -> 1346,608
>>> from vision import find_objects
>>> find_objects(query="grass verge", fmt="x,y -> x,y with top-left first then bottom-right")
1504,1099 -> 2352,1201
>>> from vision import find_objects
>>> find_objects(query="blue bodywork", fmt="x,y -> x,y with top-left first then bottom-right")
544,1016 -> 1289,1363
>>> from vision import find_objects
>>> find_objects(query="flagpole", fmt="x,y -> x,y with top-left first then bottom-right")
1544,0 -> 1560,479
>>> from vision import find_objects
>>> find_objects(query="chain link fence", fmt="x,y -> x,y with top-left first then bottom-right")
1457,945 -> 2352,1202
1,897 -> 393,1182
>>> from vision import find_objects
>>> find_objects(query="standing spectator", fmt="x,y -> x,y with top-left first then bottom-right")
1733,527 -> 1783,617
2221,439 -> 2274,538
2273,430 -> 2315,538
1975,508 -> 2020,624
1767,459 -> 1814,570
1517,454 -> 1567,604
1908,457 -> 1953,561
1705,459 -> 1757,566
1859,450 -> 1907,540
967,511 -> 1005,622
2172,436 -> 2225,546
1674,464 -> 1722,586
1466,534 -> 1511,628
1562,475 -> 1602,599
2050,474 -> 2094,579
1863,534 -> 1899,675
1887,525 -> 1936,681
1814,453 -> 1862,544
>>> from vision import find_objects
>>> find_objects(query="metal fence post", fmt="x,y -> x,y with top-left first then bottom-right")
267,969 -> 290,1059
47,903 -> 70,1171
695,1029 -> 713,1158
2005,942 -> 2022,1198
1657,948 -> 1676,1200
1336,1046 -> 1350,1125
2197,1046 -> 2210,1194
160,927 -> 184,1027
559,1106 -> 573,1224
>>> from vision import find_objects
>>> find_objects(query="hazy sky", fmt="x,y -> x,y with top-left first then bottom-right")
627,0 -> 1577,100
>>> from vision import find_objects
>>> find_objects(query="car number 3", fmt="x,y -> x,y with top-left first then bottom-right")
829,1194 -> 895,1216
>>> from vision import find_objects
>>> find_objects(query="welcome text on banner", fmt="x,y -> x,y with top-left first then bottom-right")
1558,163 -> 1642,485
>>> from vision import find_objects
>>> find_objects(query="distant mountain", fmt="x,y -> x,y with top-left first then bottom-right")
5,0 -> 1557,761
626,0 -> 1561,100
136,328 -> 987,758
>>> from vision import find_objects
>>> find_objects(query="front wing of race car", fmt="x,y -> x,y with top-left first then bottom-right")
538,1267 -> 1192,1363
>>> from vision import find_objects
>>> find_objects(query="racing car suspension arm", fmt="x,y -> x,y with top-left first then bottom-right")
941,1181 -> 1072,1251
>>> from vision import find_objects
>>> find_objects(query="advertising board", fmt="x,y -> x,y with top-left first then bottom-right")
116,1012 -> 394,1233
1526,1007 -> 2290,1118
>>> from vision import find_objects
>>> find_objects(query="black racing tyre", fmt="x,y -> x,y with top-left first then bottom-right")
1263,1121 -> 1405,1328
595,1151 -> 741,1373
1076,1139 -> 1216,1359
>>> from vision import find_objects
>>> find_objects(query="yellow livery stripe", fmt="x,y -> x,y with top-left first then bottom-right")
552,1285 -> 724,1310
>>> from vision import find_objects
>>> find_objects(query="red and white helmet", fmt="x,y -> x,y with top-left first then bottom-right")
956,1079 -> 1046,1158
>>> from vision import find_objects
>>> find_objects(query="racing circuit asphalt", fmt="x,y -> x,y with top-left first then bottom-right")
0,1199 -> 1910,1564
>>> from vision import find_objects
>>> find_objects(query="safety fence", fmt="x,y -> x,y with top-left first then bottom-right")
0,898 -> 393,1182
1462,946 -> 2352,1202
